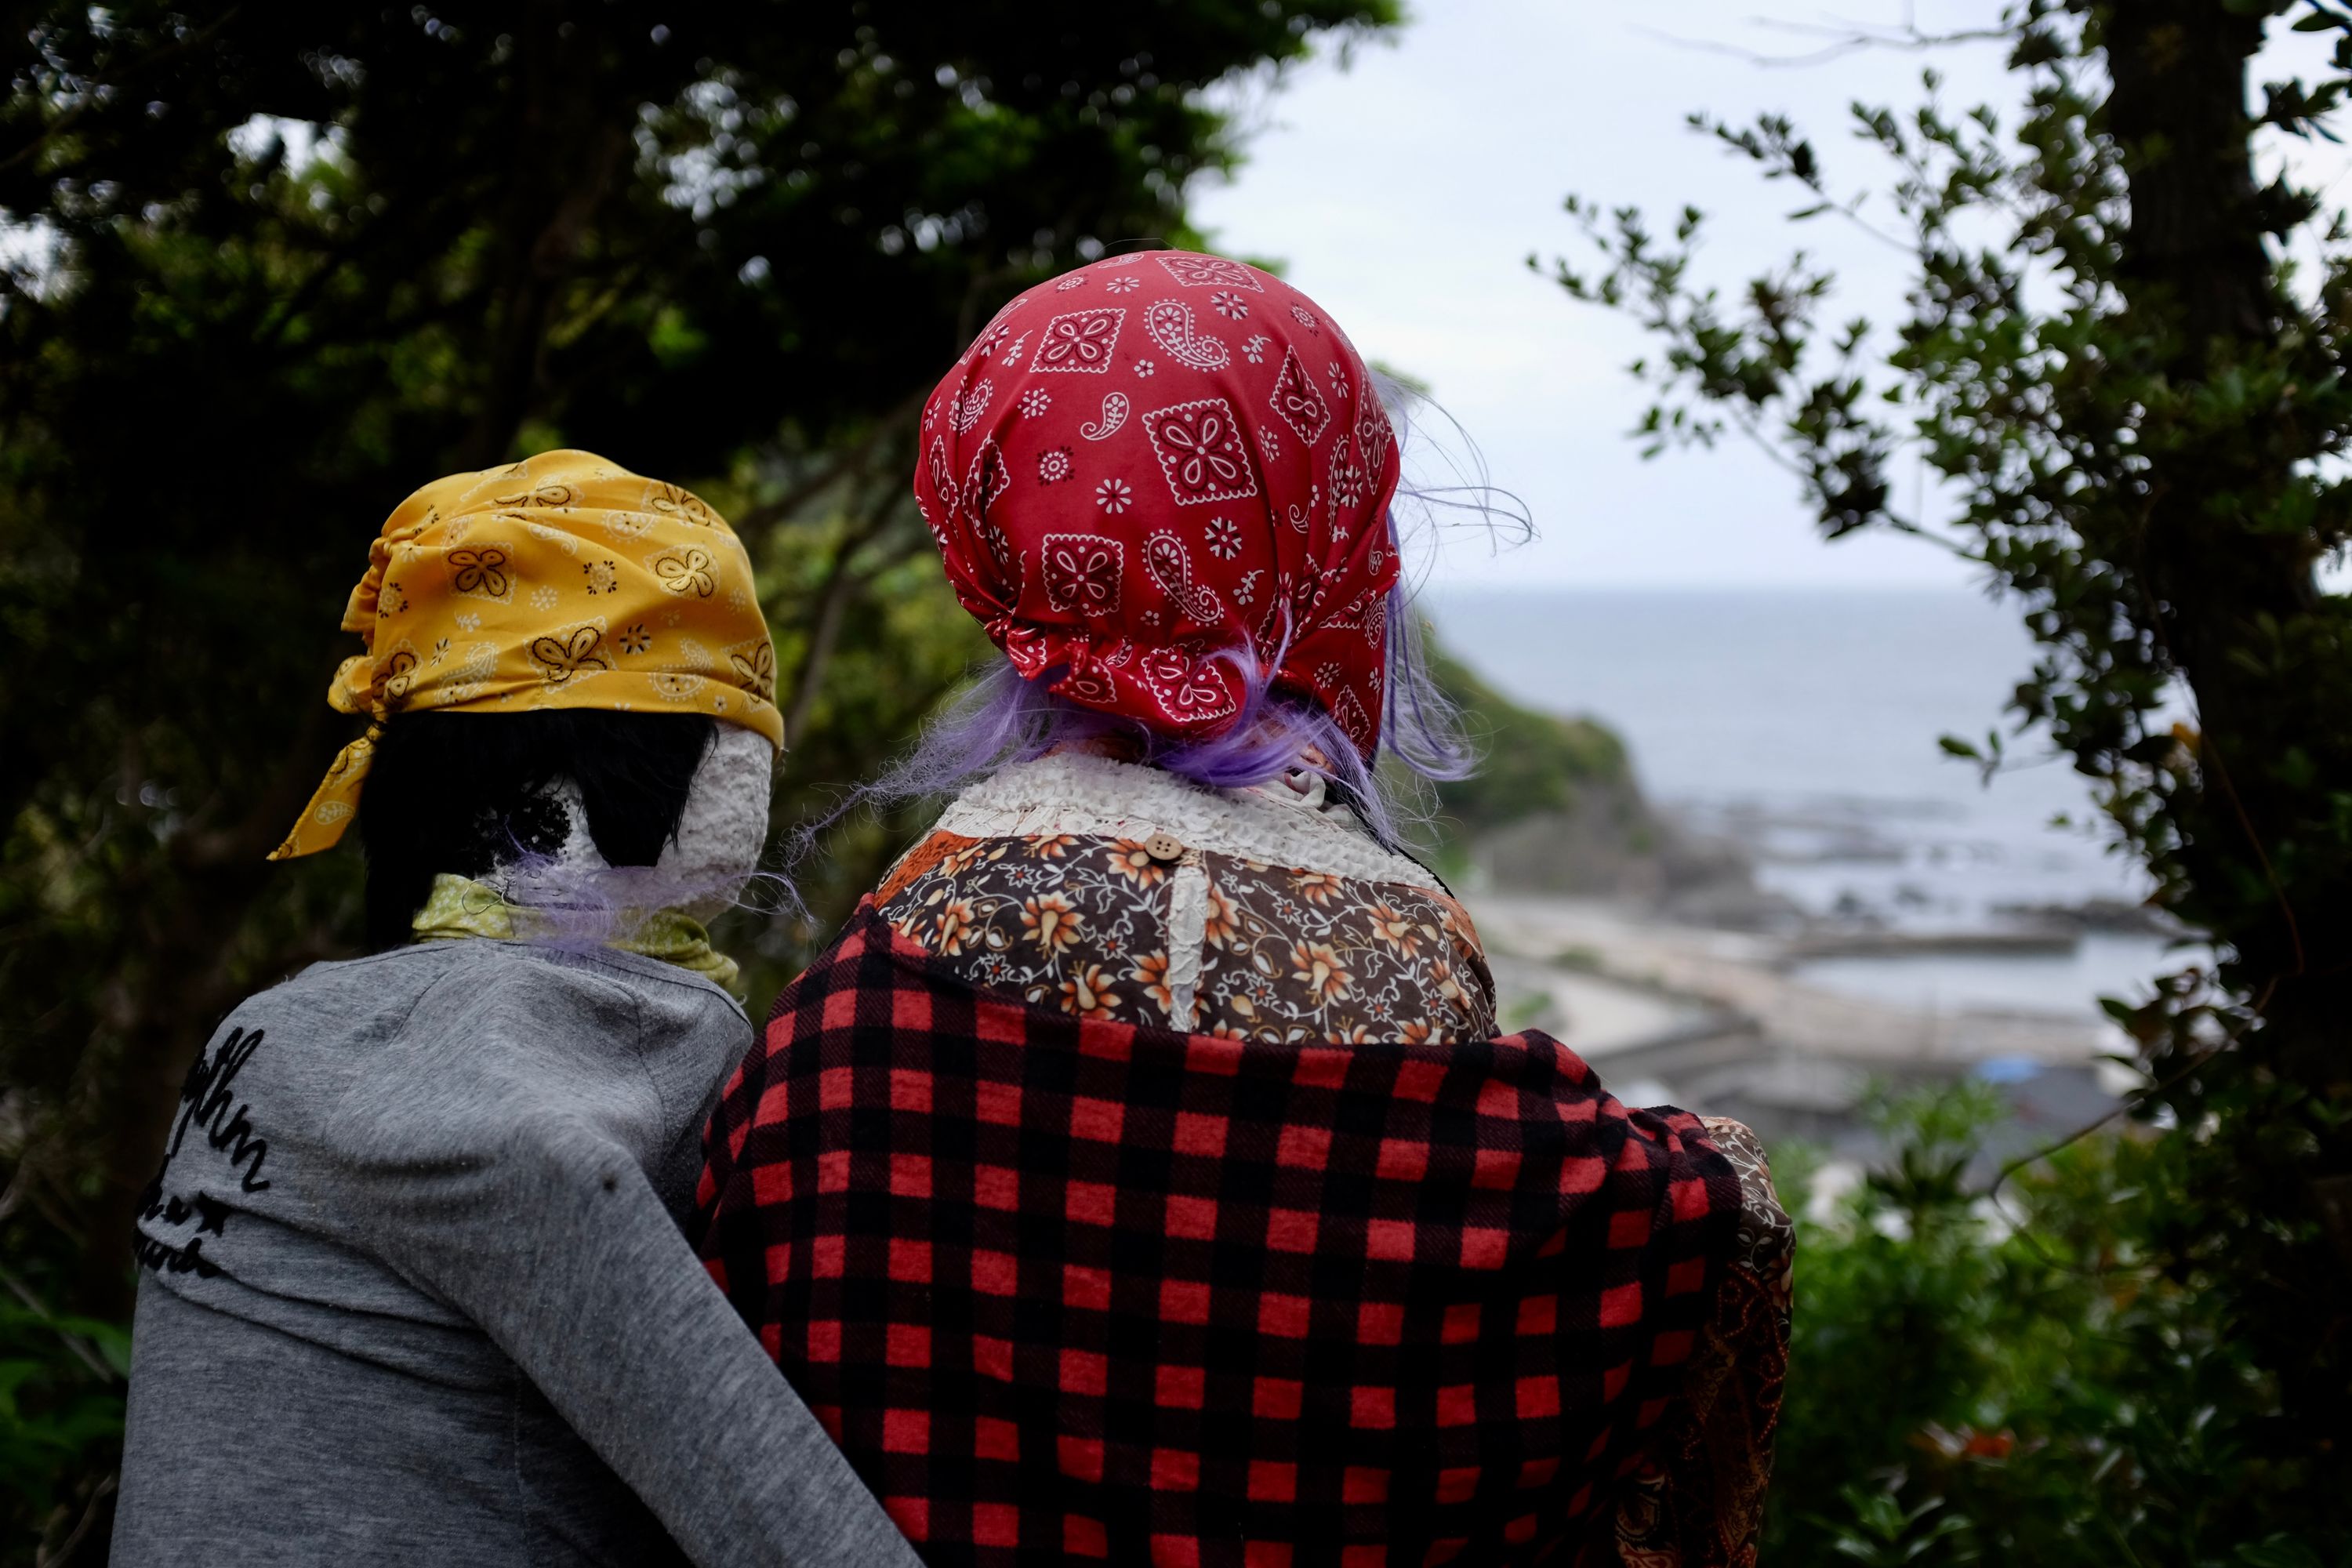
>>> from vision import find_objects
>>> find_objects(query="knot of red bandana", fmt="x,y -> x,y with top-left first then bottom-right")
912,252 -> 1403,758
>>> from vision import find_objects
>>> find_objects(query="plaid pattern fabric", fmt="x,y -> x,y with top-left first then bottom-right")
697,904 -> 1747,1566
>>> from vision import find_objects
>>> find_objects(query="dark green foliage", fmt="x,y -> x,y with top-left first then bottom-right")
0,4 -> 1397,1556
1541,0 -> 2352,1531
0,1283 -> 126,1564
1772,1091 -> 2347,1566
1425,644 -> 1632,842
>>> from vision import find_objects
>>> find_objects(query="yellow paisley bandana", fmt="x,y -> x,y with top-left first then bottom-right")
410,873 -> 744,1000
270,449 -> 782,861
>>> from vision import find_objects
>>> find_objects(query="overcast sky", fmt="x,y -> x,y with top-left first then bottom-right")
1189,2 -> 2339,590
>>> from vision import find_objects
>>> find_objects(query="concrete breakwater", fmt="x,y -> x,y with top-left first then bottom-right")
1468,893 -> 2135,1163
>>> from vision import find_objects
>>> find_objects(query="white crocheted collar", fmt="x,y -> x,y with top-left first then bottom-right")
933,752 -> 1440,888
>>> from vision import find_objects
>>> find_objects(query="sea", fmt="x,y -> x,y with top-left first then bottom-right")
1427,587 -> 2187,1023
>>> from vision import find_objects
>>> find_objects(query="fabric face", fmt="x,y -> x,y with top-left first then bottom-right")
269,448 -> 782,860
646,724 -> 775,923
912,252 -> 1403,758
696,904 -> 1760,1565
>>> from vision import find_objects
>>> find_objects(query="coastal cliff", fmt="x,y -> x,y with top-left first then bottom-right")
1429,648 -> 1769,924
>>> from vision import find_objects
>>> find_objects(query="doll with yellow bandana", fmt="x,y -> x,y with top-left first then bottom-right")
111,452 -> 917,1568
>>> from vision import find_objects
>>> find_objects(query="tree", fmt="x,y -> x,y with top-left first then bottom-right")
1541,0 -> 2352,1524
0,4 -> 1396,1554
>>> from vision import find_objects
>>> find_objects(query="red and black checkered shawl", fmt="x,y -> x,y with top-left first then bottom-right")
695,904 -> 1747,1567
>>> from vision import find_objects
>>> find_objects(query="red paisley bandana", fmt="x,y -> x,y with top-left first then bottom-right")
913,252 -> 1403,757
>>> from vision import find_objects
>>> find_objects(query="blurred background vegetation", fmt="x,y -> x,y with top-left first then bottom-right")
1540,2 -> 2352,1558
5,2 -> 2350,1564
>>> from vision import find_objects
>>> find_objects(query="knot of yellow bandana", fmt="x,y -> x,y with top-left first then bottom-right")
411,873 -> 744,1001
270,450 -> 782,862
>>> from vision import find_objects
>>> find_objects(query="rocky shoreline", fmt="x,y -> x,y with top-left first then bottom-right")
1430,647 -> 2185,1166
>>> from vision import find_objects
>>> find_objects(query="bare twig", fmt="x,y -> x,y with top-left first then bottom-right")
0,1262 -> 118,1384
1878,510 -> 1991,564
782,512 -> 887,743
35,1472 -> 118,1568
1709,401 -> 1987,562
1974,975 -> 2274,1205
1632,16 -> 2014,70
732,388 -> 925,536
782,511 -> 929,744
2199,730 -> 2309,980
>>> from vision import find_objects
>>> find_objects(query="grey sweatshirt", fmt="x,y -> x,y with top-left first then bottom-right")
111,937 -> 919,1568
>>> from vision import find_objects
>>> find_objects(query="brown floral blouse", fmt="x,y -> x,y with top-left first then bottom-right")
876,829 -> 1497,1043
871,752 -> 1494,1042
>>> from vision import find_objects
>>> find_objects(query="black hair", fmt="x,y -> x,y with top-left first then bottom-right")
356,710 -> 720,951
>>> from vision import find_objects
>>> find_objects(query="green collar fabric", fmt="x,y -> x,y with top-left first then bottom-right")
412,873 -> 743,1001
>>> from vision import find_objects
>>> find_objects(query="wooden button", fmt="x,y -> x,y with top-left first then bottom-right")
1142,831 -> 1184,862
